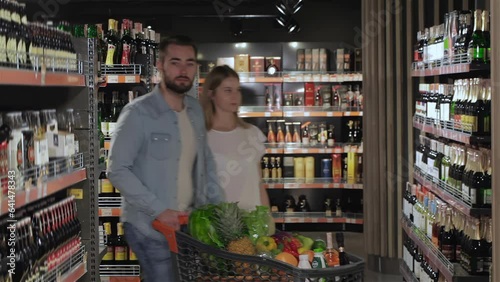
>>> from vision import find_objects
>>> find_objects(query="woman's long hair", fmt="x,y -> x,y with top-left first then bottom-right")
200,65 -> 249,130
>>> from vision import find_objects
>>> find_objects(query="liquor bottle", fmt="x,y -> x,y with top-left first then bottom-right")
414,31 -> 423,62
324,197 -> 333,217
347,120 -> 355,144
324,232 -> 337,267
483,82 -> 491,135
301,125 -> 309,145
120,19 -> 135,65
261,157 -> 270,179
480,151 -> 491,208
440,207 -> 456,262
292,122 -> 301,143
466,219 -> 484,275
427,140 -> 438,178
468,10 -> 485,64
284,195 -> 296,213
482,218 -> 492,274
332,88 -> 341,108
102,223 -> 114,265
336,233 -> 350,265
471,150 -> 484,208
128,248 -> 139,265
461,149 -> 472,201
482,11 -> 490,63
314,88 -> 322,106
284,123 -> 293,143
99,170 -> 115,197
441,144 -> 451,183
423,28 -> 430,63
335,199 -> 342,217
276,121 -> 285,144
267,121 -> 276,144
270,156 -> 277,179
114,222 -> 128,264
275,157 -> 282,178
296,195 -> 310,212
475,80 -> 487,136
105,19 -> 119,65
457,147 -> 466,197
327,124 -> 335,147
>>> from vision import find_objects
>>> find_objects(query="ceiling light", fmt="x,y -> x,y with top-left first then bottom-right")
287,19 -> 300,33
275,15 -> 288,27
275,0 -> 287,16
292,0 -> 303,14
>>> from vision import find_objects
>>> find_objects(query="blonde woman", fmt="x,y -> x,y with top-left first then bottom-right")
200,65 -> 270,209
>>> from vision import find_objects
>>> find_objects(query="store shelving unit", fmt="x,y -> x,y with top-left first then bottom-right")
197,41 -> 364,232
404,1 -> 493,281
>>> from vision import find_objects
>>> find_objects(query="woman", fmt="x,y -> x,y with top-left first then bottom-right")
200,65 -> 269,210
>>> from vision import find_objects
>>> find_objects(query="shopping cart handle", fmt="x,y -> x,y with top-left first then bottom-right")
152,220 -> 179,254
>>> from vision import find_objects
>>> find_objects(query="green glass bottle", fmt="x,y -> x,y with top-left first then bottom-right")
482,10 -> 490,63
467,10 -> 485,64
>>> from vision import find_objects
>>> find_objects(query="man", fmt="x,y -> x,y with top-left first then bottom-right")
107,35 -> 224,282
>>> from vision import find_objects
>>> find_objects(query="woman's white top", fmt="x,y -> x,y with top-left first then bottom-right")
207,124 -> 266,210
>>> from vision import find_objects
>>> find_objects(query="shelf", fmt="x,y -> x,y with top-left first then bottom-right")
272,212 -> 363,224
282,72 -> 363,83
238,106 -> 363,118
413,115 -> 490,145
411,54 -> 490,77
413,166 -> 491,217
0,166 -> 87,216
99,245 -> 107,260
263,178 -> 363,189
401,215 -> 489,282
103,74 -> 141,84
198,72 -> 363,84
0,68 -> 86,87
100,265 -> 141,277
399,261 -> 418,282
265,143 -> 363,154
99,197 -> 123,216
401,215 -> 454,282
36,244 -> 87,282
100,277 -> 141,282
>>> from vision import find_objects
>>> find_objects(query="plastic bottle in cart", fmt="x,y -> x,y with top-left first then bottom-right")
311,249 -> 327,282
298,254 -> 312,282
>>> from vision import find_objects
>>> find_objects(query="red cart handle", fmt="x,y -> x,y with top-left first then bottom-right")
152,215 -> 188,254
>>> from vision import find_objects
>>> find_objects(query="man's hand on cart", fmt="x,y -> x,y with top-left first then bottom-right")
156,209 -> 190,231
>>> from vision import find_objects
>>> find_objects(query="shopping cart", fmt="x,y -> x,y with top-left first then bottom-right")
153,220 -> 365,282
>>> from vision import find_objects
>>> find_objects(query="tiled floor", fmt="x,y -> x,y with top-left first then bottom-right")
302,232 -> 403,282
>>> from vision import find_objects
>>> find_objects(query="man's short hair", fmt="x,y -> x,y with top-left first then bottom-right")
158,35 -> 198,61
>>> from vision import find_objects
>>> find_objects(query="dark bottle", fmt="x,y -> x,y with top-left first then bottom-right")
296,195 -> 310,212
105,19 -> 119,65
467,219 -> 483,275
324,197 -> 333,216
471,150 -> 484,208
102,222 -> 115,264
336,233 -> 350,265
440,208 -> 456,262
114,222 -> 128,264
481,153 -> 492,208
468,10 -> 486,64
120,19 -> 135,65
283,195 -> 296,213
481,218 -> 492,274
482,11 -> 490,63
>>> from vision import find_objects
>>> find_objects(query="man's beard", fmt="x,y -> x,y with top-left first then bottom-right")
164,74 -> 193,95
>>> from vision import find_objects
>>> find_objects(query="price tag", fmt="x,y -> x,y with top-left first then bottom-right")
321,74 -> 329,82
264,112 -> 271,117
312,74 -> 321,82
69,188 -> 84,200
100,208 -> 112,217
304,112 -> 310,117
327,112 -> 334,117
323,184 -> 329,189
300,149 -> 308,154
344,112 -> 352,116
125,76 -> 137,83
319,149 -> 326,153
106,76 -> 118,84
249,77 -> 256,82
333,183 -> 341,188
100,277 -> 110,282
42,182 -> 48,197
25,189 -> 30,204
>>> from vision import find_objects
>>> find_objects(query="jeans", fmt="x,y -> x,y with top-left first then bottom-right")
124,222 -> 176,282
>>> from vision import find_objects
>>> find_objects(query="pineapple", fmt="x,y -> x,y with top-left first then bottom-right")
214,203 -> 256,274
214,202 -> 256,255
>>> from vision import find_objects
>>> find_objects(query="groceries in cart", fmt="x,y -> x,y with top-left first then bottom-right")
187,202 -> 350,268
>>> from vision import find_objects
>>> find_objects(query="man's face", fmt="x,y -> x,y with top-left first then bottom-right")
158,44 -> 197,94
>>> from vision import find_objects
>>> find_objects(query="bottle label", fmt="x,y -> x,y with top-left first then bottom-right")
115,246 -> 127,261
470,188 -> 477,204
441,244 -> 453,260
129,249 -> 138,261
121,43 -> 131,65
484,115 -> 491,133
103,246 -> 114,261
441,166 -> 449,182
101,179 -> 114,193
483,188 -> 492,204
106,44 -> 116,65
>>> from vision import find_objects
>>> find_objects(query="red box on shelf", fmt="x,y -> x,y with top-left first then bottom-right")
304,82 -> 315,106
250,56 -> 265,74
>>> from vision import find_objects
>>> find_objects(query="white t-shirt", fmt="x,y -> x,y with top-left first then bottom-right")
176,108 -> 197,211
207,124 -> 267,210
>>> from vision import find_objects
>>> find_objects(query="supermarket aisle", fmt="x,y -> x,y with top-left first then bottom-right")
302,232 -> 402,282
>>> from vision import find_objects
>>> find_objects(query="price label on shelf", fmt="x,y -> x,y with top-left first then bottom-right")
304,112 -> 311,117
248,77 -> 256,82
69,188 -> 84,200
100,208 -> 112,217
125,76 -> 137,83
42,183 -> 48,197
106,76 -> 119,84
264,112 -> 271,117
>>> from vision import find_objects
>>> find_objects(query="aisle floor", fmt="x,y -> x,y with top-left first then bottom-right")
301,232 -> 402,282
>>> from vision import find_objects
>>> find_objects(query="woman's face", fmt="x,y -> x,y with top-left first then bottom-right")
212,76 -> 242,114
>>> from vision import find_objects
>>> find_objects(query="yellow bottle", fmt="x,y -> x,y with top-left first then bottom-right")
305,157 -> 315,182
294,157 -> 305,179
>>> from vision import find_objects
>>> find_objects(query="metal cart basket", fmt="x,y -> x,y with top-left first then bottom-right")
153,220 -> 364,282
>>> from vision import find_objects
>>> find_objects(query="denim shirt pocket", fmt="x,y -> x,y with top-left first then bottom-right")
149,132 -> 174,160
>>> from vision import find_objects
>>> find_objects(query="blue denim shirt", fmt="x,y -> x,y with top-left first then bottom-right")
107,85 -> 224,241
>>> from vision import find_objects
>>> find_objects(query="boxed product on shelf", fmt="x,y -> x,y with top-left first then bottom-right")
216,57 -> 235,68
250,56 -> 265,73
296,49 -> 305,71
47,131 -> 75,158
304,49 -> 312,71
304,82 -> 315,106
312,48 -> 320,71
234,54 -> 250,72
320,48 -> 329,72
354,48 -> 362,71
265,56 -> 281,75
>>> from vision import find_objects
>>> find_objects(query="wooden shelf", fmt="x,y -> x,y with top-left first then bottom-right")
0,68 -> 85,87
99,207 -> 122,217
0,168 -> 87,216
272,213 -> 363,224
265,144 -> 362,154
199,72 -> 363,84
61,261 -> 87,282
263,179 -> 363,190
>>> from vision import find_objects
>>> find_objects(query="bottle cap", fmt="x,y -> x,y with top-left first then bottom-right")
314,248 -> 324,253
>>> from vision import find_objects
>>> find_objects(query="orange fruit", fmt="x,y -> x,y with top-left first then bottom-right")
275,252 -> 298,266
303,250 -> 314,263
